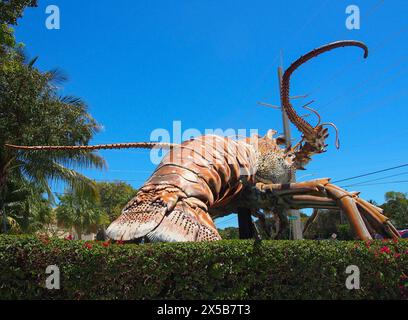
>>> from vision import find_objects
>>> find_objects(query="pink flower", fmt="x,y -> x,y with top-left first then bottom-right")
116,240 -> 124,245
394,253 -> 401,259
65,234 -> 73,240
380,246 -> 391,254
83,242 -> 93,249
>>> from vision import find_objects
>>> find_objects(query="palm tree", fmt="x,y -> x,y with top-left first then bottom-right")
0,2 -> 103,233
56,190 -> 109,239
0,49 -> 105,212
1,176 -> 53,233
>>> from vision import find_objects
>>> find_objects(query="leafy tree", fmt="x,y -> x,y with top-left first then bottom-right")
96,181 -> 137,222
218,226 -> 239,239
53,181 -> 136,239
0,2 -> 105,233
0,175 -> 52,233
1,176 -> 52,233
0,0 -> 105,202
337,223 -> 353,240
0,0 -> 37,24
0,53 -> 106,200
381,191 -> 408,229
0,0 -> 37,53
56,190 -> 109,239
252,211 -> 308,240
303,209 -> 353,240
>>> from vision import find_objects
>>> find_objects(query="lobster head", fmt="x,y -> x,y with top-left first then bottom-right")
280,40 -> 368,168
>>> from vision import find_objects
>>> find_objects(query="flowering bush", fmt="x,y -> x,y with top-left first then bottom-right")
82,242 -> 93,249
0,235 -> 407,299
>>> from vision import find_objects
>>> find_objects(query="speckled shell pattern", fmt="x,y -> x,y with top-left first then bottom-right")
106,135 -> 258,242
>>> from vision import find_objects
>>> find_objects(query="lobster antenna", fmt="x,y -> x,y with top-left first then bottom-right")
320,122 -> 340,149
5,142 -> 176,151
281,40 -> 368,138
302,101 -> 321,126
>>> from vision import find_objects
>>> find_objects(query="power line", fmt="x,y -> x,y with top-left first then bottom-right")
319,62 -> 408,112
309,156 -> 406,172
216,216 -> 237,226
240,0 -> 330,123
106,169 -> 153,173
93,178 -> 146,182
333,164 -> 408,184
343,180 -> 408,187
340,171 -> 408,188
306,23 -> 408,99
365,0 -> 385,17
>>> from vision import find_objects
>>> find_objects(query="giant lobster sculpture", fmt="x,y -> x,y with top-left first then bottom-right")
6,40 -> 400,242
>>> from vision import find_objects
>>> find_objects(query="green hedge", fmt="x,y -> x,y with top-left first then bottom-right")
0,235 -> 407,299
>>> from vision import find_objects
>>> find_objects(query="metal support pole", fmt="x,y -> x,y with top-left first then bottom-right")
278,66 -> 303,240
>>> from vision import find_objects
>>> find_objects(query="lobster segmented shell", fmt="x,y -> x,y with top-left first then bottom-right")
106,135 -> 258,242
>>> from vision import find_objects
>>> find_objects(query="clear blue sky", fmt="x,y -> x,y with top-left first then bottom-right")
14,0 -> 408,228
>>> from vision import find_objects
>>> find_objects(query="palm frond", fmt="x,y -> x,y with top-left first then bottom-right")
59,95 -> 84,106
46,68 -> 68,85
43,162 -> 99,201
28,56 -> 38,68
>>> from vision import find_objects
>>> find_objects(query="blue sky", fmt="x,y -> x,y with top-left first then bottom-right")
14,0 -> 408,228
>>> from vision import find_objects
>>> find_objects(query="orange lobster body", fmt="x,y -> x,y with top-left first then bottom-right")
106,135 -> 260,242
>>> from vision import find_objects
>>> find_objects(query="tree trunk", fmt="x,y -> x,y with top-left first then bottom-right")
0,159 -> 8,195
1,206 -> 6,234
0,167 -> 7,234
75,226 -> 82,240
0,171 -> 6,194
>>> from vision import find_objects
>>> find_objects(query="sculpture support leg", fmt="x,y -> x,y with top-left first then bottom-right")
237,207 -> 254,239
252,179 -> 400,240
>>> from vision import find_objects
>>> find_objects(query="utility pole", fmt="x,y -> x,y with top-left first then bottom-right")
277,65 -> 303,240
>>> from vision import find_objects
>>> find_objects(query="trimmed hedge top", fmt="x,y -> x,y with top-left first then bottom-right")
0,235 -> 407,299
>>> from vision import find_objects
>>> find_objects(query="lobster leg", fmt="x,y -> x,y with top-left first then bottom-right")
253,179 -> 399,240
321,184 -> 371,240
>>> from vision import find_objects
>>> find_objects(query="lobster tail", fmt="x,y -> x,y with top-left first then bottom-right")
106,135 -> 257,242
106,193 -> 168,240
146,202 -> 222,242
106,189 -> 221,242
281,40 -> 368,139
